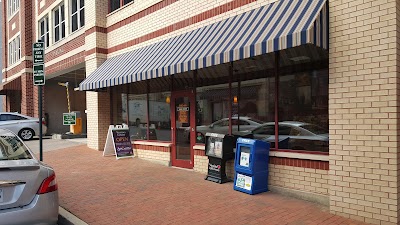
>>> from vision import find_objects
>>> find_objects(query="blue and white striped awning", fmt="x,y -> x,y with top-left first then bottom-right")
80,0 -> 328,91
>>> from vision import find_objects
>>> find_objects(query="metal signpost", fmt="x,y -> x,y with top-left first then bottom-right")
33,41 -> 45,161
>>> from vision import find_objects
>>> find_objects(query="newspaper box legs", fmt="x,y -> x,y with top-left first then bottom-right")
204,133 -> 238,184
233,138 -> 270,195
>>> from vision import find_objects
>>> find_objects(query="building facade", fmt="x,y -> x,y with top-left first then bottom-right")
2,0 -> 400,224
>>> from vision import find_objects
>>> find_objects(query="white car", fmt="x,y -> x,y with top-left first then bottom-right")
0,112 -> 47,141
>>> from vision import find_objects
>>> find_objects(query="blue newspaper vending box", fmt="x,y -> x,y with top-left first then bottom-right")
234,138 -> 270,195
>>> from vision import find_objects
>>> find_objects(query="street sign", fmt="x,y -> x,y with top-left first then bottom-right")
32,41 -> 45,161
33,64 -> 45,85
33,42 -> 45,64
63,113 -> 76,125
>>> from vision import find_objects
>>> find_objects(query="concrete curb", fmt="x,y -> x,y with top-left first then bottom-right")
58,207 -> 88,225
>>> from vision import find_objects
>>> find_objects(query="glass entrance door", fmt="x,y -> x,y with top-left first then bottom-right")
171,91 -> 195,168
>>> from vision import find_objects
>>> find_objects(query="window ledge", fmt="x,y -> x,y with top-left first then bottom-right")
270,151 -> 328,161
191,146 -> 328,161
193,145 -> 205,150
8,10 -> 19,22
132,141 -> 172,147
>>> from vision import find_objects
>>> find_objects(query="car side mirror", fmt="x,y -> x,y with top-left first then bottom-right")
209,124 -> 214,128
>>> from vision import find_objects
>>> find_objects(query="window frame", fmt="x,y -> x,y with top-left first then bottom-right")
109,0 -> 134,13
39,16 -> 50,48
53,4 -> 66,43
8,35 -> 21,66
8,0 -> 20,18
70,0 -> 85,33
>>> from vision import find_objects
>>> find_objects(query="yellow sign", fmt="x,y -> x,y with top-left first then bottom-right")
177,104 -> 189,123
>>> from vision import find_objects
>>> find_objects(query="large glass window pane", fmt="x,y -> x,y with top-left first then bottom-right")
55,27 -> 60,42
80,9 -> 85,27
61,22 -> 66,38
44,17 -> 50,47
110,0 -> 120,12
278,70 -> 329,152
71,0 -> 77,13
72,14 -> 78,31
54,9 -> 59,24
148,92 -> 171,141
234,77 -> 275,146
127,94 -> 148,140
196,84 -> 230,143
61,5 -> 65,20
40,20 -> 45,36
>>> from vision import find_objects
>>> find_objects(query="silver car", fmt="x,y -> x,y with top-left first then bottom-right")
244,121 -> 329,152
0,129 -> 58,225
189,117 -> 264,143
0,112 -> 47,141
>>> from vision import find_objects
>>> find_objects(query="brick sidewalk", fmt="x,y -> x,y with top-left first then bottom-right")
41,145 -> 368,225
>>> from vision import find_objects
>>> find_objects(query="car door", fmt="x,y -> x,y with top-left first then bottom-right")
0,114 -> 24,134
237,119 -> 257,132
252,124 -> 276,147
212,119 -> 230,134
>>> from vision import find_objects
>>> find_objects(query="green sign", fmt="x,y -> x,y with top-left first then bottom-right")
33,64 -> 45,85
33,42 -> 45,64
63,113 -> 76,125
33,42 -> 45,86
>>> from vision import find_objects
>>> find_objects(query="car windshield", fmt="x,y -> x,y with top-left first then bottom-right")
0,131 -> 32,160
300,124 -> 328,135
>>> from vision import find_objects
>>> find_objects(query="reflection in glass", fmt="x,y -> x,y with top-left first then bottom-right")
277,70 -> 329,152
175,97 -> 190,160
149,92 -> 171,141
122,94 -> 148,140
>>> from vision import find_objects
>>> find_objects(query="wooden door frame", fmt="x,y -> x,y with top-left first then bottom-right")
171,90 -> 195,168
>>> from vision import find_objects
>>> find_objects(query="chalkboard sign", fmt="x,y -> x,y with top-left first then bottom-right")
104,125 -> 134,159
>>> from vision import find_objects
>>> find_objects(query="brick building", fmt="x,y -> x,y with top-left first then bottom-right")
1,0 -> 400,224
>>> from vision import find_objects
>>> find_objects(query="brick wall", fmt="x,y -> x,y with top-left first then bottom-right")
38,0 -> 57,15
2,0 -> 7,70
194,149 -> 329,197
329,0 -> 399,224
20,74 -> 34,116
8,13 -> 19,38
105,0 -> 279,57
133,144 -> 171,166
21,1 -> 32,57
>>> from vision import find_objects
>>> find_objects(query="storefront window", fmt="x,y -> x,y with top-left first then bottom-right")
148,92 -> 171,141
126,94 -> 148,140
277,70 -> 329,152
196,84 -> 230,143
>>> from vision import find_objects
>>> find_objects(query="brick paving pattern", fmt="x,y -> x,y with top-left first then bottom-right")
41,145 -> 369,225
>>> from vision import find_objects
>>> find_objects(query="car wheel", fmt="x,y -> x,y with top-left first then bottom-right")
19,128 -> 35,141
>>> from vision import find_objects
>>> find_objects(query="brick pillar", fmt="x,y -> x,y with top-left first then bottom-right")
21,74 -> 34,116
85,0 -> 109,150
86,57 -> 110,150
329,0 -> 399,224
86,58 -> 111,150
